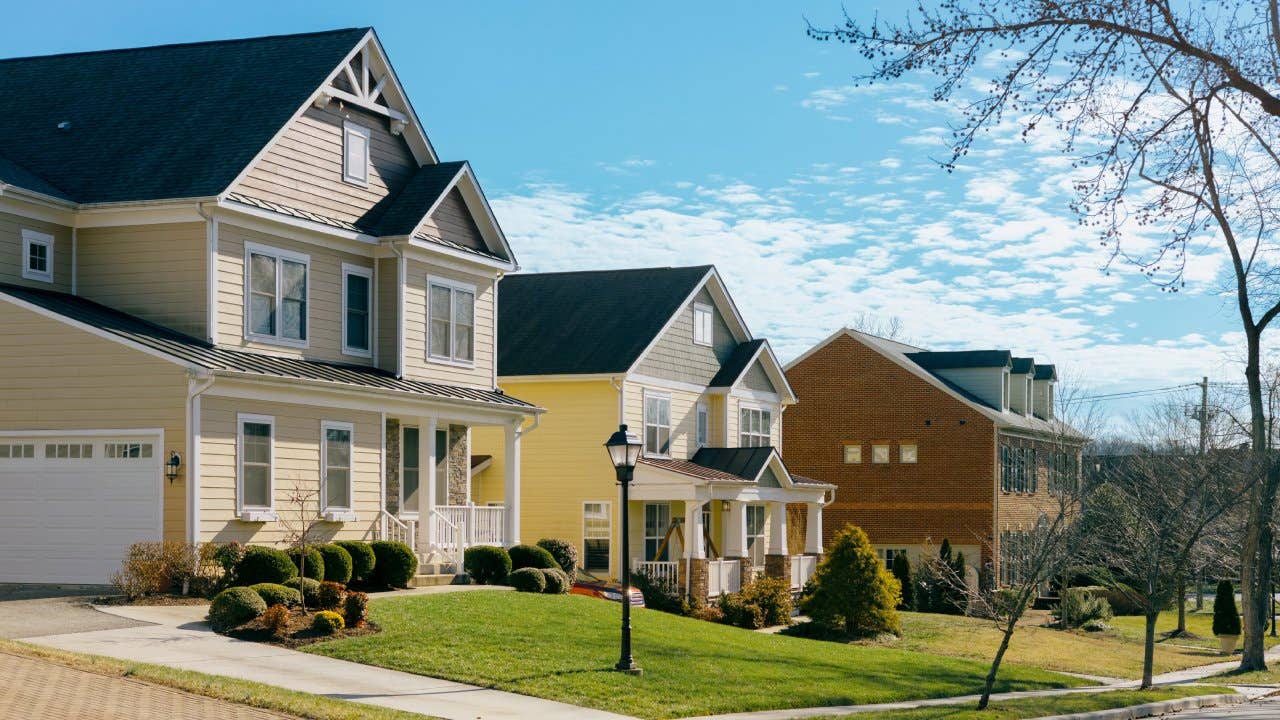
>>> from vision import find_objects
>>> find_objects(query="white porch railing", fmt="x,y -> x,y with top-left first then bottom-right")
791,554 -> 818,590
633,560 -> 680,591
380,510 -> 416,549
707,559 -> 742,597
432,504 -> 507,563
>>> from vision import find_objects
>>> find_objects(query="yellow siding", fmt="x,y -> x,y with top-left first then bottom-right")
0,302 -> 189,541
215,222 -> 375,365
622,379 -> 705,460
198,396 -> 381,545
0,210 -> 73,292
77,223 -> 207,338
401,258 -> 495,389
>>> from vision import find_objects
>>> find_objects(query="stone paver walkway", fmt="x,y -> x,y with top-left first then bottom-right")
0,649 -> 296,720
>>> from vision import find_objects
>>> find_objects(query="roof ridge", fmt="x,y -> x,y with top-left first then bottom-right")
0,27 -> 370,64
507,265 -> 714,278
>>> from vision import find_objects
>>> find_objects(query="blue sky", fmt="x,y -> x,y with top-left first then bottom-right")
4,1 -> 1241,422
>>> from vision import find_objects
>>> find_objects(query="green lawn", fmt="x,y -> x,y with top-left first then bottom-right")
306,592 -> 1082,720
1107,610 -> 1280,654
842,686 -> 1235,720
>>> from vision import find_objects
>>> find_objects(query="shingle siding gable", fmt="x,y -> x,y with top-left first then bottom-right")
634,287 -> 735,385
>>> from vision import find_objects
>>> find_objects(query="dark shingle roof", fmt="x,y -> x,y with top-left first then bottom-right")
1034,364 -> 1058,381
1011,356 -> 1035,375
0,28 -> 369,203
0,283 -> 535,411
0,155 -> 71,200
905,350 -> 1012,370
366,161 -> 466,236
497,266 -> 712,376
709,339 -> 766,388
690,446 -> 776,482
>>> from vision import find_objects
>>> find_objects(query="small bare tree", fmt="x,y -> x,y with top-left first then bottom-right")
278,481 -> 323,613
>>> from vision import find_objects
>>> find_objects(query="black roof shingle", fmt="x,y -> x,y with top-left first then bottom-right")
366,161 -> 466,236
690,446 -> 776,482
1011,356 -> 1035,374
906,349 -> 1012,371
709,339 -> 766,388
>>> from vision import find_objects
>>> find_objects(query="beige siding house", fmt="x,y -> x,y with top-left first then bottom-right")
0,28 -> 540,584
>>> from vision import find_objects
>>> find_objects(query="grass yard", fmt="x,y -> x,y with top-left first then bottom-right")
841,686 -> 1236,720
306,592 -> 1082,720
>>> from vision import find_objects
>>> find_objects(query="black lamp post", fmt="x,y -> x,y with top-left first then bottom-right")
604,423 -> 643,676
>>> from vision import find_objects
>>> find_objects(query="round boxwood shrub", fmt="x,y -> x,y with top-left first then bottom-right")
249,582 -> 300,608
536,538 -> 579,577
317,580 -> 345,611
312,610 -> 345,633
335,541 -> 376,584
509,567 -> 547,593
235,546 -> 298,586
463,545 -> 511,585
508,544 -> 557,571
370,541 -> 418,588
287,546 -> 325,581
209,586 -> 266,632
284,576 -> 321,606
316,544 -> 353,585
541,568 -> 571,594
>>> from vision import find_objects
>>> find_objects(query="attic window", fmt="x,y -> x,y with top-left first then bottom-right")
693,303 -> 713,346
343,121 -> 371,186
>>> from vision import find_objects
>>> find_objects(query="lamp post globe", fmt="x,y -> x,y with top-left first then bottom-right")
604,424 -> 643,675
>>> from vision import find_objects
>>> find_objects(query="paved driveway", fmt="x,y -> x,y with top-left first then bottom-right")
0,585 -> 145,639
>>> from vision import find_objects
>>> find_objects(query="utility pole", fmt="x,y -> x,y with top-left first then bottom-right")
1199,376 -> 1209,455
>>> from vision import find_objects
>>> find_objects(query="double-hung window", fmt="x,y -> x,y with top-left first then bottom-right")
237,414 -> 274,517
643,392 -> 671,457
246,244 -> 308,345
401,427 -> 420,514
695,402 -> 709,449
583,502 -> 611,572
342,121 -> 370,186
745,505 -> 766,568
692,303 -> 714,346
739,405 -> 772,447
322,421 -> 353,517
21,229 -> 53,283
644,503 -> 671,561
342,264 -> 372,357
428,278 -> 476,365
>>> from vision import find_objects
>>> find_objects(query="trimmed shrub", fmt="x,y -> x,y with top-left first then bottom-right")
632,570 -> 687,614
209,586 -> 266,632
317,581 -> 345,611
284,576 -> 321,606
317,544 -> 353,585
891,552 -> 914,610
541,568 -> 571,594
287,546 -> 325,581
343,591 -> 369,628
335,541 -> 376,584
312,610 -> 345,633
1214,580 -> 1241,636
463,545 -> 511,585
262,604 -> 290,636
369,541 -> 418,588
536,538 -> 579,577
508,544 -> 558,571
719,592 -> 765,629
235,546 -> 297,586
250,582 -> 300,608
211,542 -> 246,576
993,588 -> 1032,618
739,577 -> 794,627
509,567 -> 547,593
1053,586 -> 1113,628
111,541 -> 199,599
1100,584 -> 1146,616
800,524 -> 902,636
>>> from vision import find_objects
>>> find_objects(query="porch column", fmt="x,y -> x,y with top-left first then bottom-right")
805,502 -> 824,554
503,419 -> 521,546
724,500 -> 746,558
684,502 -> 706,560
422,416 -> 437,552
764,501 -> 791,582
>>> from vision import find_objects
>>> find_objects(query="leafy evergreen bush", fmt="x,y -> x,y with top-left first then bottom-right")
317,544 -> 353,585
317,580 -> 345,611
235,546 -> 298,586
209,586 -> 266,632
284,576 -> 320,606
509,567 -> 547,593
632,569 -> 687,614
800,524 -> 902,636
1053,586 -> 1113,628
718,592 -> 766,629
891,553 -> 914,610
463,545 -> 511,585
287,546 -> 325,581
508,544 -> 558,571
343,591 -> 369,627
536,538 -> 579,577
541,568 -> 571,594
1214,580 -> 1241,636
334,541 -> 376,584
249,582 -> 300,608
369,541 -> 418,588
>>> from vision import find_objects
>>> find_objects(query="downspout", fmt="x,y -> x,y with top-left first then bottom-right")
186,371 -> 216,546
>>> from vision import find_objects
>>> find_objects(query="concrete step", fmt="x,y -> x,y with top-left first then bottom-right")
410,573 -> 465,588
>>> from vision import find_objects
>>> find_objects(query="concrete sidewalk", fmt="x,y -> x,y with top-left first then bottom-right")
27,603 -> 633,720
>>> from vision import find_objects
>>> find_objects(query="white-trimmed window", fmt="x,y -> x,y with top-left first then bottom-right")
900,443 -> 918,464
105,442 -> 153,459
739,405 -> 772,448
238,414 -> 275,515
583,501 -> 611,572
644,503 -> 671,561
880,547 -> 908,569
342,121 -> 371,186
342,264 -> 372,357
843,443 -> 862,464
643,391 -> 671,457
692,302 -> 714,346
322,421 -> 353,514
0,443 -> 34,459
428,277 -> 476,365
46,443 -> 93,459
21,229 -> 53,283
400,426 -> 420,515
872,443 -> 890,464
746,505 -> 766,568
696,402 -> 709,449
246,243 -> 309,345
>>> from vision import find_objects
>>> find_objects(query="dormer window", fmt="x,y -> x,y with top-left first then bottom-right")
342,121 -> 371,186
21,229 -> 53,283
693,303 -> 713,346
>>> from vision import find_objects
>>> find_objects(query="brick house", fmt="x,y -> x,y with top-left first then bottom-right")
782,328 -> 1087,585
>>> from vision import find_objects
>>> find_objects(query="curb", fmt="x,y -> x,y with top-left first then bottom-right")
1034,692 -> 1246,720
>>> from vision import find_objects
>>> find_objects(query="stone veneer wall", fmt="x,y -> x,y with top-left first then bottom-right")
447,424 -> 469,505
764,554 -> 791,583
385,419 -> 400,514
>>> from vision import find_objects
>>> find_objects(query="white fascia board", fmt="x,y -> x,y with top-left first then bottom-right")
756,340 -> 799,404
73,198 -> 215,228
498,373 -> 619,384
402,234 -> 516,273
0,185 -> 76,219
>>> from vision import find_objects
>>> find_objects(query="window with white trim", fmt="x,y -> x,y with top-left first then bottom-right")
900,443 -> 918,463
880,547 -> 909,569
247,244 -> 308,344
643,392 -> 671,457
342,264 -> 372,357
45,443 -> 93,459
105,442 -> 153,459
322,422 -> 353,511
0,444 -> 34,459
692,303 -> 713,346
746,505 -> 766,567
843,443 -> 862,464
644,503 -> 671,561
696,402 -> 709,449
428,278 -> 475,364
401,426 -> 420,514
871,444 -> 890,464
583,501 -> 611,572
21,229 -> 53,283
739,406 -> 772,447
238,415 -> 274,511
342,121 -> 371,186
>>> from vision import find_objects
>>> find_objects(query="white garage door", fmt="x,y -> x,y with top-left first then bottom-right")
0,432 -> 163,584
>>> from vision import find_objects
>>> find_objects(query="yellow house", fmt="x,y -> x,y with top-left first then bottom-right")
474,266 -> 833,600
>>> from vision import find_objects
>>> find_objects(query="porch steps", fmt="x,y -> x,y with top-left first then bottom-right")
411,560 -> 465,588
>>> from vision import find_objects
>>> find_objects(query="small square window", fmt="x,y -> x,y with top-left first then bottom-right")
343,121 -> 371,186
900,443 -> 918,463
21,229 -> 53,283
871,444 -> 890,464
843,444 -> 862,464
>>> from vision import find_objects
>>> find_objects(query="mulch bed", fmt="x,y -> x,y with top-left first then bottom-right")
95,594 -> 211,606
226,607 -> 380,649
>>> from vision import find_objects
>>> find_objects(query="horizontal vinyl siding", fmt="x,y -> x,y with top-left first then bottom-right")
623,379 -> 705,460
634,288 -> 735,385
416,188 -> 485,251
232,105 -> 417,226
77,223 -> 206,338
0,302 -> 188,541
401,259 -> 495,389
199,395 -> 381,545
215,222 -> 375,365
0,211 -> 73,292
376,256 -> 399,374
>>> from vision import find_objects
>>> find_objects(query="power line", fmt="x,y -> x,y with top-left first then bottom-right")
1078,383 -> 1199,401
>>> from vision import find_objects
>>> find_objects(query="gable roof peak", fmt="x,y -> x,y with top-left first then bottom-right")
0,27 -> 372,65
